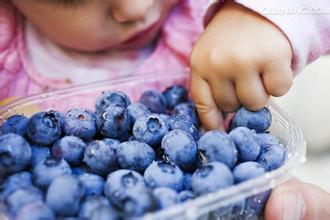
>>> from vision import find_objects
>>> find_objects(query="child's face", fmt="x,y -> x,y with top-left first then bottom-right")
12,0 -> 180,52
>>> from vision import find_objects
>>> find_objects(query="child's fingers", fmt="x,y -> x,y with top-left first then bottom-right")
190,73 -> 224,131
235,72 -> 269,111
210,79 -> 240,113
262,61 -> 293,97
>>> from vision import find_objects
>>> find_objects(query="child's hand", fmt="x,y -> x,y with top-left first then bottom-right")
190,1 -> 293,130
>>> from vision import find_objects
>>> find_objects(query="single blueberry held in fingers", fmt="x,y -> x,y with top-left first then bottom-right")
83,140 -> 116,175
0,115 -> 29,136
63,108 -> 97,141
140,90 -> 167,114
191,162 -> 234,195
0,133 -> 31,174
144,161 -> 184,191
231,107 -> 272,133
133,114 -> 168,147
117,141 -> 155,172
229,127 -> 261,162
162,85 -> 188,110
198,131 -> 237,168
27,110 -> 63,146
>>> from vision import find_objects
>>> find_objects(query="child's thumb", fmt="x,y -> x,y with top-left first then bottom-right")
265,178 -> 330,220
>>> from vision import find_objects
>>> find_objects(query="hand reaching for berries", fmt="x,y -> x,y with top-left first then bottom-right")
190,1 -> 293,130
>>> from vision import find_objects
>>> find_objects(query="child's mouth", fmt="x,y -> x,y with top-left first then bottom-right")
122,21 -> 161,45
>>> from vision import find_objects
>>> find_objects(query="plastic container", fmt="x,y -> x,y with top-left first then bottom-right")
0,70 -> 306,220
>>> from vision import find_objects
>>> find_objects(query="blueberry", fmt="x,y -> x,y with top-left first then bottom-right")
6,187 -> 43,214
257,133 -> 279,149
229,127 -> 261,162
257,143 -> 287,171
168,115 -> 199,141
46,175 -> 84,217
162,85 -> 188,110
140,90 -> 167,114
173,101 -> 200,128
191,162 -> 234,195
26,110 -> 63,146
0,133 -> 31,174
104,169 -> 146,207
153,187 -> 179,209
2,172 -> 32,199
117,141 -> 155,172
197,131 -> 237,168
102,138 -> 121,152
15,201 -> 55,220
231,107 -> 272,133
30,145 -> 51,167
51,136 -> 86,166
83,140 -> 116,175
133,114 -> 168,147
178,190 -> 195,202
96,105 -> 131,141
63,108 -> 97,141
233,162 -> 265,183
144,161 -> 184,191
127,103 -> 151,125
79,196 -> 110,219
161,130 -> 198,171
72,166 -> 89,176
115,187 -> 157,217
90,205 -> 120,220
78,173 -> 105,196
182,173 -> 192,191
96,91 -> 131,111
245,190 -> 271,215
33,157 -> 71,189
0,115 -> 29,136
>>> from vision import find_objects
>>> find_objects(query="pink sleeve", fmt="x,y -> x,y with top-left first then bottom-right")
235,0 -> 330,74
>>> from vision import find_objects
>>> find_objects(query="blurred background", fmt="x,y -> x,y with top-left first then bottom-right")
273,56 -> 330,192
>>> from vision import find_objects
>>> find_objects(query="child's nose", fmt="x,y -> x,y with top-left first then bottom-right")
111,0 -> 154,23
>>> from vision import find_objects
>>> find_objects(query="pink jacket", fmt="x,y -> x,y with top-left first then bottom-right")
0,0 -> 330,103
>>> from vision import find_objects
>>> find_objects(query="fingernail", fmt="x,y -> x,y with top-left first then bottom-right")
281,191 -> 304,220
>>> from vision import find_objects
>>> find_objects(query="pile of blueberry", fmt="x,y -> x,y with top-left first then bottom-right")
0,85 -> 287,220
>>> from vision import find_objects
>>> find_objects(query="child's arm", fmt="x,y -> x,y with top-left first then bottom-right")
191,1 -> 330,130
